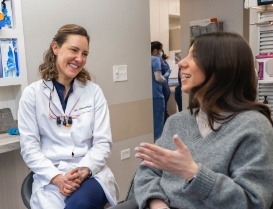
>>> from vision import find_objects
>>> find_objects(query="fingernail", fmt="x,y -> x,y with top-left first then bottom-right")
135,153 -> 140,158
134,147 -> 140,151
140,143 -> 146,147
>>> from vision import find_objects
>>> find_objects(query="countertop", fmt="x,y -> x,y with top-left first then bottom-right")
168,78 -> 179,86
0,133 -> 20,153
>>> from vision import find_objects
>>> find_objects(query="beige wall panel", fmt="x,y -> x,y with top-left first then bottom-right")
0,150 -> 29,209
107,133 -> 154,201
109,99 -> 153,142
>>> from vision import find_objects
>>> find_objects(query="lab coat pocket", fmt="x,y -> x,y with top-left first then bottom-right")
75,110 -> 94,138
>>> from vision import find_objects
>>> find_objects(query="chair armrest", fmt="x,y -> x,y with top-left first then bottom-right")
108,198 -> 138,209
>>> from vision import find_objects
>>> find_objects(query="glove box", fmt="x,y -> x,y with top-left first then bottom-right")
256,54 -> 273,81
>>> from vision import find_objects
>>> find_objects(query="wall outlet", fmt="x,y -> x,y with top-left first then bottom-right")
121,148 -> 130,160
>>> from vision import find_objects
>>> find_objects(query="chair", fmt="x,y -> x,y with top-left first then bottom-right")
21,171 -> 117,209
107,173 -> 138,209
21,171 -> 34,209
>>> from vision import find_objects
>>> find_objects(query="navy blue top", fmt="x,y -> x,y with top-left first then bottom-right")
161,59 -> 170,77
52,79 -> 74,111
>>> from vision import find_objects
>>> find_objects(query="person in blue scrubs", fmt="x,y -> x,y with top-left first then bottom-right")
160,50 -> 172,123
151,41 -> 166,141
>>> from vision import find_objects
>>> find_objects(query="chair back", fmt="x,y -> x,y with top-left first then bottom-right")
21,171 -> 34,209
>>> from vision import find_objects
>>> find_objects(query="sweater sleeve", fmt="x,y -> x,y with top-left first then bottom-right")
182,120 -> 273,209
134,164 -> 170,209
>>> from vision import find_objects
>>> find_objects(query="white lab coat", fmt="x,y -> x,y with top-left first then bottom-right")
18,79 -> 119,209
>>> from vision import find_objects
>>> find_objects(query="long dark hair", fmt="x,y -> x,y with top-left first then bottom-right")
188,32 -> 273,128
39,24 -> 91,84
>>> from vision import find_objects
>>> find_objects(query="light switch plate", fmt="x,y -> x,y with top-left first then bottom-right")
113,65 -> 128,82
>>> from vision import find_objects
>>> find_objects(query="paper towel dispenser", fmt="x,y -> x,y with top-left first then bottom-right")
190,18 -> 223,38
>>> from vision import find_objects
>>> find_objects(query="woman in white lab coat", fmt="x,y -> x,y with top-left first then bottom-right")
18,24 -> 119,209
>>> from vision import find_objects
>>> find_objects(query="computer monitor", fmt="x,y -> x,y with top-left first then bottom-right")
258,0 -> 273,5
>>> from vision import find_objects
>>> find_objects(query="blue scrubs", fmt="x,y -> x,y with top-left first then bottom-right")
160,59 -> 171,123
151,56 -> 165,141
65,178 -> 107,209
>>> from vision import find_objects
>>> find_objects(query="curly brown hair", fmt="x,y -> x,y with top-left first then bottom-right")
39,24 -> 91,84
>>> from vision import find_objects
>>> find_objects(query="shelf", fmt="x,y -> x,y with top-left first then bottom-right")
0,133 -> 20,154
0,76 -> 25,87
0,29 -> 19,39
169,14 -> 180,18
258,80 -> 273,83
0,0 -> 27,152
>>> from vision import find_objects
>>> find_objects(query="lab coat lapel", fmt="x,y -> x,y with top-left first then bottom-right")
42,80 -> 64,114
65,79 -> 85,115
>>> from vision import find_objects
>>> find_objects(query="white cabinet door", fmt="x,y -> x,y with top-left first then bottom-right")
150,0 -> 170,53
168,0 -> 180,16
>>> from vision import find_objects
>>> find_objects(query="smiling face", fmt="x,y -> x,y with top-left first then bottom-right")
51,34 -> 89,84
178,45 -> 206,100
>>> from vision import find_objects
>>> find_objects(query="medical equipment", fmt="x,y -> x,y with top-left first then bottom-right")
43,80 -> 79,127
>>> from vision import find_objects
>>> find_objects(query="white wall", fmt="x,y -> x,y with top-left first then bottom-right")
22,0 -> 152,105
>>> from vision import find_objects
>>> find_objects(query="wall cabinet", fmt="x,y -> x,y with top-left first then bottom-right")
0,2 -> 29,208
150,0 -> 180,54
150,0 -> 170,53
168,0 -> 180,16
0,0 -> 28,120
251,9 -> 273,114
0,0 -> 28,150
149,0 -> 180,78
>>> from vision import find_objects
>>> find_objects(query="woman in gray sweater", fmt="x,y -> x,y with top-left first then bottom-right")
134,32 -> 273,209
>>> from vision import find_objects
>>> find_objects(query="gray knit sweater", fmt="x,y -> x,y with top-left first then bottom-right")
134,109 -> 273,209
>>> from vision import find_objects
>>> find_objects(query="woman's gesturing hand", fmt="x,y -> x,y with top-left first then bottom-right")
135,134 -> 198,180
